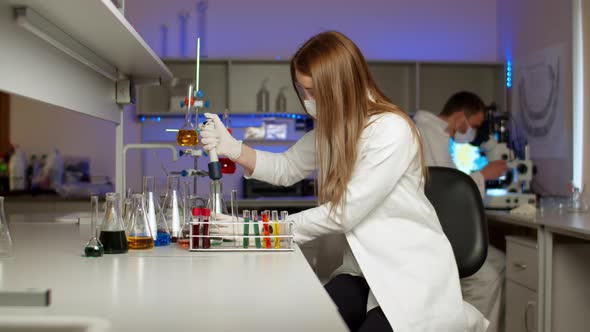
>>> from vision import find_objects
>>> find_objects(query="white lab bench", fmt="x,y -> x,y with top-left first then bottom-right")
486,209 -> 590,332
0,220 -> 348,331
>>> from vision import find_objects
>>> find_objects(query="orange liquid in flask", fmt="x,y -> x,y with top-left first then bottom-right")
176,129 -> 198,146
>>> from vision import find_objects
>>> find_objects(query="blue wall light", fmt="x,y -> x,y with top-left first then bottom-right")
506,61 -> 512,88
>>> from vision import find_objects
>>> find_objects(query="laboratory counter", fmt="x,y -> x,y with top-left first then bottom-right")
485,208 -> 590,332
0,220 -> 348,332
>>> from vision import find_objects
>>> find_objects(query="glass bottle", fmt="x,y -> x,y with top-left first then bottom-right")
84,196 -> 104,257
143,176 -> 171,246
0,197 -> 13,258
207,180 -> 228,218
176,85 -> 198,146
127,194 -> 155,250
162,175 -> 184,242
99,192 -> 128,254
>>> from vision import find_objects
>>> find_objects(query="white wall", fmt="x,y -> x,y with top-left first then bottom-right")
126,0 -> 499,61
497,0 -> 573,196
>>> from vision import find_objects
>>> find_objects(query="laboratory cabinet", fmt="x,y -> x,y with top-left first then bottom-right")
137,59 -> 506,116
505,235 -> 590,332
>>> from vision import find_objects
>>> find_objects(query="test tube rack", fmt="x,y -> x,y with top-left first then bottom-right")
188,220 -> 295,252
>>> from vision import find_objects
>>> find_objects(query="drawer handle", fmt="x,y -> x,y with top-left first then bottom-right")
513,262 -> 528,270
525,301 -> 536,332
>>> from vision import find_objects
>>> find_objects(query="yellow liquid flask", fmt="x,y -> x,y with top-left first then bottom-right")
126,194 -> 155,250
176,84 -> 198,146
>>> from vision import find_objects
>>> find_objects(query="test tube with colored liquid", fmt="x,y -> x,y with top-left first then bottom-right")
251,210 -> 261,249
202,208 -> 211,249
242,210 -> 250,249
191,207 -> 201,250
271,210 -> 280,249
261,210 -> 272,249
281,211 -> 289,248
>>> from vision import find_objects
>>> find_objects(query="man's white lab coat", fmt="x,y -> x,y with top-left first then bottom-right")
246,113 -> 487,332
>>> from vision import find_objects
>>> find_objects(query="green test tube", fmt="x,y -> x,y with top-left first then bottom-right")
252,210 -> 262,249
243,210 -> 250,249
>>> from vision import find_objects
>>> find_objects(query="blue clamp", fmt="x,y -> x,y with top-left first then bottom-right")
204,100 -> 210,108
181,169 -> 189,177
179,150 -> 186,157
196,90 -> 204,98
180,101 -> 185,108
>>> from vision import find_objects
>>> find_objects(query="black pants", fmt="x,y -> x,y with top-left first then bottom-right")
325,274 -> 394,332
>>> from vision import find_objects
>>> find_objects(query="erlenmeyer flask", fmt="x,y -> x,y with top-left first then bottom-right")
176,85 -> 198,146
99,192 -> 128,254
127,194 -> 155,250
143,176 -> 171,246
0,197 -> 13,258
162,175 -> 184,242
84,196 -> 104,257
207,180 -> 228,218
122,197 -> 132,230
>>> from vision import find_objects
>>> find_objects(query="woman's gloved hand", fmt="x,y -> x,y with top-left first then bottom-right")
200,113 -> 243,161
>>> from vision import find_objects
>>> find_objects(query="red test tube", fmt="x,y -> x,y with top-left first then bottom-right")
202,208 -> 211,249
191,207 -> 201,249
261,211 -> 272,249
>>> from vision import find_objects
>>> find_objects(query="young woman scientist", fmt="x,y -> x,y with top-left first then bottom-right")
200,31 -> 486,332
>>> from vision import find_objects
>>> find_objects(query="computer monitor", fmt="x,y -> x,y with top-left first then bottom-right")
450,139 -> 488,175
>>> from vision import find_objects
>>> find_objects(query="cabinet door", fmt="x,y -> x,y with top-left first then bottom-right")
506,280 -> 537,332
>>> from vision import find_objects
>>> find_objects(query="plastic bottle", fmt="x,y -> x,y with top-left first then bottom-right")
8,147 -> 26,191
256,79 -> 270,112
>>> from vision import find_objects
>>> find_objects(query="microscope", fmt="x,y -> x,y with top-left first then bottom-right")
474,104 -> 537,209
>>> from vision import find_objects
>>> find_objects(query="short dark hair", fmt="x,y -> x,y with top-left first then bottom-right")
440,91 -> 485,117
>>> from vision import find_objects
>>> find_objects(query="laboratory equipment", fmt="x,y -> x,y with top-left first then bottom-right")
8,147 -> 26,191
242,210 -> 250,249
162,175 -> 184,242
207,180 -> 228,216
127,194 -> 155,250
252,210 -> 262,249
178,10 -> 189,57
122,196 -> 132,229
276,86 -> 287,112
187,207 -> 294,252
190,207 -> 201,249
257,79 -> 270,112
220,109 -> 237,175
0,197 -> 13,257
473,104 -> 537,209
261,210 -> 272,248
176,84 -> 198,147
567,182 -> 588,213
177,216 -> 191,249
202,208 -> 211,249
231,190 -> 239,245
280,211 -> 289,240
84,196 -> 104,257
99,192 -> 128,254
196,0 -> 209,57
143,176 -> 170,246
272,210 -> 280,249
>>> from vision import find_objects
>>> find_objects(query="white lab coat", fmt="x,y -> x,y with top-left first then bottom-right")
412,110 -> 486,195
414,110 -> 504,332
246,113 -> 487,332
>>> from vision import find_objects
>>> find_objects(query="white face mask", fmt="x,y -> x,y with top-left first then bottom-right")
304,99 -> 316,119
454,126 -> 476,144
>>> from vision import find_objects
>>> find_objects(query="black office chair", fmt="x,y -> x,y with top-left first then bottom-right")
424,167 -> 488,278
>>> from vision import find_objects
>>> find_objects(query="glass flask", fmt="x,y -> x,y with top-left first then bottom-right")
122,197 -> 133,230
162,175 -> 184,242
0,197 -> 13,258
99,192 -> 128,254
143,176 -> 171,246
220,110 -> 236,174
207,180 -> 228,217
84,196 -> 104,257
126,194 -> 155,250
176,85 -> 198,146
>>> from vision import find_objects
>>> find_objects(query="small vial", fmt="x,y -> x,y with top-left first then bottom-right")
191,208 -> 201,250
242,210 -> 250,249
261,211 -> 271,249
251,210 -> 261,249
271,210 -> 280,249
202,208 -> 211,249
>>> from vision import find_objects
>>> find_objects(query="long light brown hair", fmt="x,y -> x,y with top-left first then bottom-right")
291,31 -> 426,212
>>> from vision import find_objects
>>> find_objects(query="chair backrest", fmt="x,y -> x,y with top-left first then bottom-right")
424,167 -> 488,278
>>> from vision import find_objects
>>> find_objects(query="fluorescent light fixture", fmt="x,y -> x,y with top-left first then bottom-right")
573,0 -> 584,187
14,7 -> 118,81
165,129 -> 179,132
